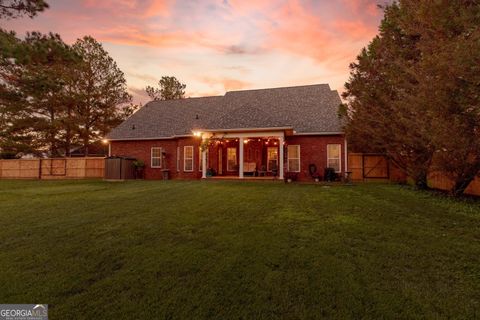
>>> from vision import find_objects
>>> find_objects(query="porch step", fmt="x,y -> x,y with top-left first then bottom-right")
208,176 -> 283,182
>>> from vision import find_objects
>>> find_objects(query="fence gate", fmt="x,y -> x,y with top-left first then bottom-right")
362,154 -> 389,179
40,158 -> 67,177
348,153 -> 390,180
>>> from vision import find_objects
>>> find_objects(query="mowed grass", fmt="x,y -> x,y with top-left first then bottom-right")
0,180 -> 479,319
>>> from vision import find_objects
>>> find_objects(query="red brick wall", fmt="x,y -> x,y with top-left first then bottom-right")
110,138 -> 203,179
110,134 -> 347,181
285,135 -> 346,180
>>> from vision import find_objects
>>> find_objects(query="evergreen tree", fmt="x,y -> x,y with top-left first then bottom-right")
71,36 -> 132,156
146,76 -> 186,101
0,0 -> 48,19
342,2 -> 435,189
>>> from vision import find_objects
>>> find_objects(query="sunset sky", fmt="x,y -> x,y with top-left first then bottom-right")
3,0 -> 385,104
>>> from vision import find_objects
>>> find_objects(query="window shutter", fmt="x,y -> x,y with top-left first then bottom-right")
160,147 -> 164,168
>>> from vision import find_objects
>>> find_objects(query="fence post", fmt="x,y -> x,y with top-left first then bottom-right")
387,158 -> 390,180
362,154 -> 365,180
38,159 -> 42,179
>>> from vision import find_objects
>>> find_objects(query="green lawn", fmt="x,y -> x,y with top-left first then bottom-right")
0,180 -> 479,319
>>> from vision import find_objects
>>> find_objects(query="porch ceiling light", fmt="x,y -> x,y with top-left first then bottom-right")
193,131 -> 202,137
102,139 -> 108,144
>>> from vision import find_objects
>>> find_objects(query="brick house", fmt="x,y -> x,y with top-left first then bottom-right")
107,84 -> 347,181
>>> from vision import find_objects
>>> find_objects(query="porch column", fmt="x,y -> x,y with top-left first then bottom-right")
201,148 -> 207,179
279,136 -> 284,180
239,137 -> 244,178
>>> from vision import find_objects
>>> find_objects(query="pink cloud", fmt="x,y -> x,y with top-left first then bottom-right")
3,0 -> 385,101
82,0 -> 172,17
342,0 -> 381,16
200,76 -> 252,91
226,0 -> 277,15
334,20 -> 378,40
264,1 -> 336,61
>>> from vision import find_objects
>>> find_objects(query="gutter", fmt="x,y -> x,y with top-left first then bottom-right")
106,130 -> 345,141
293,131 -> 344,136
106,134 -> 192,141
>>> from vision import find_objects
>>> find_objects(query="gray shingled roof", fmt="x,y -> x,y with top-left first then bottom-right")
108,84 -> 343,140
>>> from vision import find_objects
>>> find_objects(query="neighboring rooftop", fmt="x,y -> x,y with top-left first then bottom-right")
107,84 -> 343,140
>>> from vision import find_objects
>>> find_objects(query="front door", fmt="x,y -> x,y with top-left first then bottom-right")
267,147 -> 278,172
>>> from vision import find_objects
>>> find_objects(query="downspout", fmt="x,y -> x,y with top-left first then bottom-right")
344,138 -> 348,173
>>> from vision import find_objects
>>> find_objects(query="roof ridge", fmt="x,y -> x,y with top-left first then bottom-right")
225,83 -> 331,94
144,95 -> 224,108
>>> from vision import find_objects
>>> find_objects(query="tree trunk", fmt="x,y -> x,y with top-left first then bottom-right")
64,106 -> 73,157
49,110 -> 57,157
64,128 -> 71,157
413,170 -> 429,190
83,135 -> 89,157
451,172 -> 478,197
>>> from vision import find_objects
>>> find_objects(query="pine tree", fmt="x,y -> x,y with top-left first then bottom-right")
146,76 -> 186,101
342,3 -> 434,189
71,36 -> 132,156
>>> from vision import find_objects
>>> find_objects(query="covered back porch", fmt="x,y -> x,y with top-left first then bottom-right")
198,130 -> 286,180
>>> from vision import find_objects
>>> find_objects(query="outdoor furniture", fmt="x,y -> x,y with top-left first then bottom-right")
244,162 -> 256,176
271,163 -> 278,177
258,165 -> 267,176
161,169 -> 170,180
324,167 -> 337,182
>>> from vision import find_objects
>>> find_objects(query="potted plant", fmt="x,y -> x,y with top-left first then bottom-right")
312,173 -> 321,182
309,164 -> 321,182
206,167 -> 216,177
285,172 -> 298,183
132,160 -> 145,179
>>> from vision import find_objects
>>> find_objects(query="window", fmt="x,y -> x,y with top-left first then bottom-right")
287,145 -> 300,172
151,147 -> 162,168
184,146 -> 193,172
227,147 -> 237,171
176,146 -> 180,172
267,147 -> 278,171
327,144 -> 341,172
199,147 -> 209,171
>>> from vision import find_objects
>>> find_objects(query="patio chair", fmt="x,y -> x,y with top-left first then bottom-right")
258,165 -> 267,176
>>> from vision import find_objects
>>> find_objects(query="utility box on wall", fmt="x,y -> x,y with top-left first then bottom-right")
104,156 -> 136,180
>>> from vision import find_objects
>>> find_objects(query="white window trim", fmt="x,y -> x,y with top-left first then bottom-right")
184,146 -> 194,172
267,147 -> 278,172
227,147 -> 237,172
327,144 -> 342,173
287,145 -> 301,172
151,147 -> 162,168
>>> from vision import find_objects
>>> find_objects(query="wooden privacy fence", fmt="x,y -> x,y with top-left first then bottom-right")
428,169 -> 480,196
348,153 -> 405,182
0,157 -> 104,179
348,153 -> 480,196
